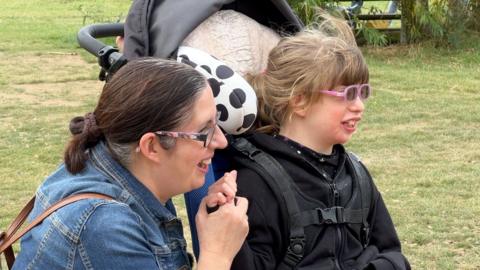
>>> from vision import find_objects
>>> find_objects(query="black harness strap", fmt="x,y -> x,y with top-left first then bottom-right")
231,137 -> 305,269
347,152 -> 373,248
294,206 -> 368,228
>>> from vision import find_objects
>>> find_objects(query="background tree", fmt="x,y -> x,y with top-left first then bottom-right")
401,0 -> 415,43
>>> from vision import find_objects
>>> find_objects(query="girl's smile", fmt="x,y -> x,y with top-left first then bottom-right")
341,117 -> 362,133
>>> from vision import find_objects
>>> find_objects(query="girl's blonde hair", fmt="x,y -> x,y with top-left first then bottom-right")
248,13 -> 369,134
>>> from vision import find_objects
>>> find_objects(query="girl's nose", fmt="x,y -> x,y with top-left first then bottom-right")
349,96 -> 365,112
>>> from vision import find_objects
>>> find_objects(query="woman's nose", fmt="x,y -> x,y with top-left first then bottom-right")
209,125 -> 228,150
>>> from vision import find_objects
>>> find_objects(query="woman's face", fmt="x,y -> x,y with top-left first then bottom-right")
159,85 -> 227,196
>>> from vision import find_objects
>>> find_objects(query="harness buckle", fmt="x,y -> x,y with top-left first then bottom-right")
284,236 -> 305,266
232,138 -> 261,160
361,224 -> 370,248
318,207 -> 345,224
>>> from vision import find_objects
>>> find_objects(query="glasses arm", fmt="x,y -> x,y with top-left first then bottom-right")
318,90 -> 345,97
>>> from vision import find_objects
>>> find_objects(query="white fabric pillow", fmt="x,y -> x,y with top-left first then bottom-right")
182,10 -> 281,76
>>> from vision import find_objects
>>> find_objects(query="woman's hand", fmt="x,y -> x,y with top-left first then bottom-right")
205,170 -> 238,209
196,196 -> 249,270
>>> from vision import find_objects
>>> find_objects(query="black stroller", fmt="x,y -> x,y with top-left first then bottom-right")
77,0 -> 303,259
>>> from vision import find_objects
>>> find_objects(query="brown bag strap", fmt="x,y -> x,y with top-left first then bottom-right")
0,193 -> 113,269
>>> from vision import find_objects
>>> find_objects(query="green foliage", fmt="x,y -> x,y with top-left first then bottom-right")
466,0 -> 480,31
404,0 -> 479,47
288,0 -> 389,46
357,23 -> 389,46
288,0 -> 342,25
289,0 -> 479,46
416,3 -> 444,39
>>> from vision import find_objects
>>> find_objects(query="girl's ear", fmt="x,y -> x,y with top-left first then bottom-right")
137,133 -> 163,163
290,94 -> 308,118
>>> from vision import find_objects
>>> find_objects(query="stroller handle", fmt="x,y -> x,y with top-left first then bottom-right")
77,23 -> 127,81
77,23 -> 124,57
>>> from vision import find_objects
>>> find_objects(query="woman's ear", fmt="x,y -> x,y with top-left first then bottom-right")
290,94 -> 308,118
137,133 -> 163,163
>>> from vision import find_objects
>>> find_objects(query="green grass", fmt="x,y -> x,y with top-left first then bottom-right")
0,0 -> 130,53
347,38 -> 480,269
1,1 -> 480,269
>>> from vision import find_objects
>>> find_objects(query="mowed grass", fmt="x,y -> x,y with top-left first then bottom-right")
348,42 -> 480,269
0,0 -> 129,53
1,1 -> 479,269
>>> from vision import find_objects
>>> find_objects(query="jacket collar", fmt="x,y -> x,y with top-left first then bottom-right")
249,132 -> 347,181
89,140 -> 177,222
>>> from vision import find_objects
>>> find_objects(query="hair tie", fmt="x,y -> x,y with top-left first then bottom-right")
68,112 -> 101,141
83,112 -> 96,134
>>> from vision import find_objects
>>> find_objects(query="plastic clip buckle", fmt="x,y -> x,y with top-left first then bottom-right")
319,207 -> 344,224
284,237 -> 305,266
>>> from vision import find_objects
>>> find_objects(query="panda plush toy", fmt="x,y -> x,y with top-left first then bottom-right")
176,46 -> 257,135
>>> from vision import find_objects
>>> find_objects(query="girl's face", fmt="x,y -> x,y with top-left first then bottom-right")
159,85 -> 227,197
286,84 -> 366,154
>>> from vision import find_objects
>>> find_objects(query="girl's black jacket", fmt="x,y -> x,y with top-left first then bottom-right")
230,133 -> 410,270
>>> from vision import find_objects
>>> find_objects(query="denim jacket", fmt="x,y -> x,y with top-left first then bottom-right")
13,141 -> 191,270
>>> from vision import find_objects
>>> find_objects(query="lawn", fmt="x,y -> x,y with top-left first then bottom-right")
1,1 -> 479,269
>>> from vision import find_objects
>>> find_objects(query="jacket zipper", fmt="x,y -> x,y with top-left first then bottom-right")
302,158 -> 346,269
332,182 -> 344,270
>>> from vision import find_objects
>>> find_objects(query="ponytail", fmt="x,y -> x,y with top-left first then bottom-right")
64,113 -> 103,174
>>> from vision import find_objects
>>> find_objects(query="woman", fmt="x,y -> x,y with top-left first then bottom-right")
13,58 -> 248,270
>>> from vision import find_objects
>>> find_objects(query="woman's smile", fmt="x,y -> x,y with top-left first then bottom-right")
197,158 -> 212,174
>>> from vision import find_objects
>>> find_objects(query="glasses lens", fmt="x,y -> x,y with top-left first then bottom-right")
203,112 -> 221,147
345,86 -> 357,101
360,85 -> 370,100
205,126 -> 216,147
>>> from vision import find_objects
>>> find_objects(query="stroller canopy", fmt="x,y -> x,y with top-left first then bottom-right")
123,0 -> 304,59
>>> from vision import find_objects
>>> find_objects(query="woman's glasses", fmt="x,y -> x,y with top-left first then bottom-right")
154,112 -> 220,148
319,84 -> 372,102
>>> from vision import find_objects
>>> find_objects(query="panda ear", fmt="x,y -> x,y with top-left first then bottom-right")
176,46 -> 257,135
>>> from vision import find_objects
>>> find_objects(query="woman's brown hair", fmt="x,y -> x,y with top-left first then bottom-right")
65,58 -> 207,174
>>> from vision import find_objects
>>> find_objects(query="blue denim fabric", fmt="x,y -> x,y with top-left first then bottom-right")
13,141 -> 191,270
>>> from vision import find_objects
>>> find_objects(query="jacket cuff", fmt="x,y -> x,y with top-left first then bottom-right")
366,258 -> 394,270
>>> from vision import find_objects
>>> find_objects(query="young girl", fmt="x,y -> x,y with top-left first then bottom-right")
229,15 -> 410,270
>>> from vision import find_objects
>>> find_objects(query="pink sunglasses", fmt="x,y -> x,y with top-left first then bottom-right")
319,84 -> 372,102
